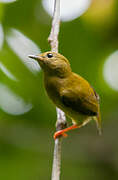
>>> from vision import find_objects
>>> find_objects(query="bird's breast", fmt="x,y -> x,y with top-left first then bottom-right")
44,75 -> 63,106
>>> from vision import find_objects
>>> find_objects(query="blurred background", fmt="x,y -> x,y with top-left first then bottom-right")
0,0 -> 118,179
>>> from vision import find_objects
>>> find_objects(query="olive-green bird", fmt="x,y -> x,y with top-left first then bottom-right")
29,52 -> 101,139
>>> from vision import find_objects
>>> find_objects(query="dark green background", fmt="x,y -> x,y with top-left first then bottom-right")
0,0 -> 118,179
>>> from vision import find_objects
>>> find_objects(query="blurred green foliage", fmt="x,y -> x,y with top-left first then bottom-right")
0,0 -> 118,179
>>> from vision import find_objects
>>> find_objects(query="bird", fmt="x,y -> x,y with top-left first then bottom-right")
29,51 -> 101,139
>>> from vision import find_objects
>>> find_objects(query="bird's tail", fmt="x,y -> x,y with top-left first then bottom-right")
94,105 -> 102,135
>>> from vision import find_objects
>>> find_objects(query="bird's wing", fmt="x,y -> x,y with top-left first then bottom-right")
61,88 -> 99,116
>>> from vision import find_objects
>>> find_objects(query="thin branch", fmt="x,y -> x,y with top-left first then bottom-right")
48,0 -> 60,52
48,0 -> 67,180
51,138 -> 62,180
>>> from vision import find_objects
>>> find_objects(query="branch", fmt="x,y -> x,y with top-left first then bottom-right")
48,0 -> 60,52
48,0 -> 67,180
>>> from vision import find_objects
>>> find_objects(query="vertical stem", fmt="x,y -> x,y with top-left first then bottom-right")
48,0 -> 60,52
51,139 -> 62,180
48,0 -> 67,180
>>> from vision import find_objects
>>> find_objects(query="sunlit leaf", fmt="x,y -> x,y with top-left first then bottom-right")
0,0 -> 16,3
103,51 -> 118,91
0,62 -> 18,81
0,83 -> 33,115
6,28 -> 41,74
0,24 -> 4,50
42,0 -> 91,22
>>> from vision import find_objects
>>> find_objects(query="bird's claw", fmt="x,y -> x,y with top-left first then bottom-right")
53,130 -> 68,139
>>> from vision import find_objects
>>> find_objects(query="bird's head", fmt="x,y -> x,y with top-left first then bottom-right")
28,51 -> 71,77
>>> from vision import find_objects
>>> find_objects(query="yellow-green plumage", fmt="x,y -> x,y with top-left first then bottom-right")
29,51 -> 101,135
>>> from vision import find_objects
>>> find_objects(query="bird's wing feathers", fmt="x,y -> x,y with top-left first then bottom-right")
61,88 -> 99,116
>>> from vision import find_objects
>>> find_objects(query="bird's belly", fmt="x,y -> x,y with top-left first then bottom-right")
59,104 -> 89,125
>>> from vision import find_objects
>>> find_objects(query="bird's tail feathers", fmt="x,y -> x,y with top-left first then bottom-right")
94,106 -> 102,135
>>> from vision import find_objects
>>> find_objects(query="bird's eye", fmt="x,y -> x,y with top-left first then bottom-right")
47,53 -> 53,58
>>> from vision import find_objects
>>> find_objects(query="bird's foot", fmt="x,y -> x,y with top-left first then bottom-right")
54,131 -> 68,139
53,124 -> 80,139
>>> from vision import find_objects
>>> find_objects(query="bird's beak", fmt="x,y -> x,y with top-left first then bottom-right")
28,55 -> 43,61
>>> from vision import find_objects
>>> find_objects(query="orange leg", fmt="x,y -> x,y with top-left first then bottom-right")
54,124 -> 80,139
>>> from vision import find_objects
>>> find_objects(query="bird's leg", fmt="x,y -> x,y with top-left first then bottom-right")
54,124 -> 81,139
